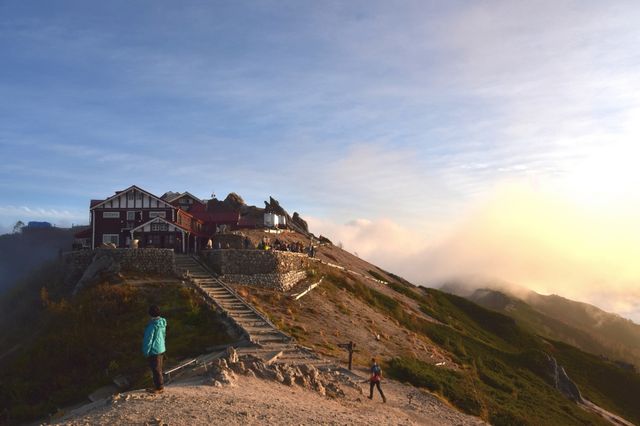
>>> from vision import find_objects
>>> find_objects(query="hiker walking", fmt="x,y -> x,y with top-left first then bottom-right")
368,357 -> 387,403
142,305 -> 167,394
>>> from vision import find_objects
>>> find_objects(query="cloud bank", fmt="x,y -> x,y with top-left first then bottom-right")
312,184 -> 640,323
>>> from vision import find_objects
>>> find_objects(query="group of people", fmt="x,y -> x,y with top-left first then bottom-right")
270,239 -> 306,253
141,306 -> 386,402
257,237 -> 316,257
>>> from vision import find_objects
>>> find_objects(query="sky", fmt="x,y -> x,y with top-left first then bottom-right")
2,1 -> 640,321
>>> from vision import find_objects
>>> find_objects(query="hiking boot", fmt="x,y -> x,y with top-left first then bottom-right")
382,396 -> 387,403
146,387 -> 164,394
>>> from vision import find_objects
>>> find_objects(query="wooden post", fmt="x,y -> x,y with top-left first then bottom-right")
338,341 -> 356,370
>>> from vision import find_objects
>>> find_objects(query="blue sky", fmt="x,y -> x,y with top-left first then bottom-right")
2,1 -> 640,319
0,1 -> 562,227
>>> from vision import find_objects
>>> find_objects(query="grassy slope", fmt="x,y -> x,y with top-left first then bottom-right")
243,259 -> 639,425
465,288 -> 640,372
0,264 -> 233,425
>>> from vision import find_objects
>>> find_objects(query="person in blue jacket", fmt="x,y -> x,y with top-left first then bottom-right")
368,357 -> 386,403
142,305 -> 167,393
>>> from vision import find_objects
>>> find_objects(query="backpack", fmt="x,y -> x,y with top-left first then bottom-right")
371,364 -> 381,382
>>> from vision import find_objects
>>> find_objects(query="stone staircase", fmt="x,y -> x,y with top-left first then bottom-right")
174,254 -> 332,369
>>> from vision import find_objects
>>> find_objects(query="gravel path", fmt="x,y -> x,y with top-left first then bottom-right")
55,375 -> 486,426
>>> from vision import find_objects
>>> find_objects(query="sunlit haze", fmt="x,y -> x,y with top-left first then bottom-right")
2,1 -> 640,321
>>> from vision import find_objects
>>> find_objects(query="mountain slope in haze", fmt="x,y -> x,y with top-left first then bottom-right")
0,226 -> 79,293
442,283 -> 640,371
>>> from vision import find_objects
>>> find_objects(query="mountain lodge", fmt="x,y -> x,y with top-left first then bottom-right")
74,185 -> 287,252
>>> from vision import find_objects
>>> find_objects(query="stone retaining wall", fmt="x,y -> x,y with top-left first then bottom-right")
63,248 -> 176,279
200,249 -> 308,291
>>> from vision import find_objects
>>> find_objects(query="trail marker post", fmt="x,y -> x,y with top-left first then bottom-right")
338,341 -> 356,370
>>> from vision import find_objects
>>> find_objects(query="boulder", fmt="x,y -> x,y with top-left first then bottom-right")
318,235 -> 333,245
73,250 -> 122,295
226,347 -> 239,364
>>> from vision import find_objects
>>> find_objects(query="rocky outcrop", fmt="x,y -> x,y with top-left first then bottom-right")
223,192 -> 246,210
291,212 -> 309,233
263,197 -> 288,216
208,348 -> 358,399
263,197 -> 312,236
545,354 -> 583,402
318,235 -> 333,245
73,250 -> 122,295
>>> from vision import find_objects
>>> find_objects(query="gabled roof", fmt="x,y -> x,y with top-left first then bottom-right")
130,216 -> 188,233
90,185 -> 174,210
166,191 -> 205,204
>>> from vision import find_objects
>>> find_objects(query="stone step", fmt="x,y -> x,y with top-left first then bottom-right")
215,297 -> 244,302
199,284 -> 228,290
204,292 -> 231,298
237,345 -> 295,354
224,310 -> 257,316
211,297 -> 238,302
218,301 -> 246,307
245,328 -> 279,335
205,292 -> 235,298
207,289 -> 233,294
253,336 -> 290,344
236,321 -> 269,328
202,288 -> 232,294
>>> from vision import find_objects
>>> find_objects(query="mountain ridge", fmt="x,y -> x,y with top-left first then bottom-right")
441,283 -> 640,371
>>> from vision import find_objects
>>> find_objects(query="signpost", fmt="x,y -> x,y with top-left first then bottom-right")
338,340 -> 356,370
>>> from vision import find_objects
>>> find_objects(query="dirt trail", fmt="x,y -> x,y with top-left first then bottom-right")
55,373 -> 486,426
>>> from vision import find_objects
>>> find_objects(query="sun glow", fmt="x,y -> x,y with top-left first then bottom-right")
558,108 -> 640,211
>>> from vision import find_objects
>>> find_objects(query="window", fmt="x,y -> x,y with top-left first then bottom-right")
149,211 -> 166,218
136,192 -> 143,200
127,192 -> 134,200
103,212 -> 120,219
102,234 -> 119,246
151,223 -> 169,231
127,211 -> 141,221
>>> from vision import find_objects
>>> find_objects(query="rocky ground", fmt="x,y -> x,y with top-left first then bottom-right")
54,361 -> 486,426
53,349 -> 485,425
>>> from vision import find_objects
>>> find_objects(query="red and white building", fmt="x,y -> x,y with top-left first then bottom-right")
84,185 -> 217,252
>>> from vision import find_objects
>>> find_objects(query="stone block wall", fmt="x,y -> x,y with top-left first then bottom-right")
200,249 -> 308,291
63,248 -> 176,278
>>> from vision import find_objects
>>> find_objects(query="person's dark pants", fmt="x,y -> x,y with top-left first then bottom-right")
369,380 -> 385,400
148,353 -> 164,390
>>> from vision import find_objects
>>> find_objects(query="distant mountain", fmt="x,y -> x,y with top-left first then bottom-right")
441,283 -> 640,371
0,226 -> 79,293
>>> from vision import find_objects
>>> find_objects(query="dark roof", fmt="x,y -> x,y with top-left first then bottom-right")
74,227 -> 92,238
